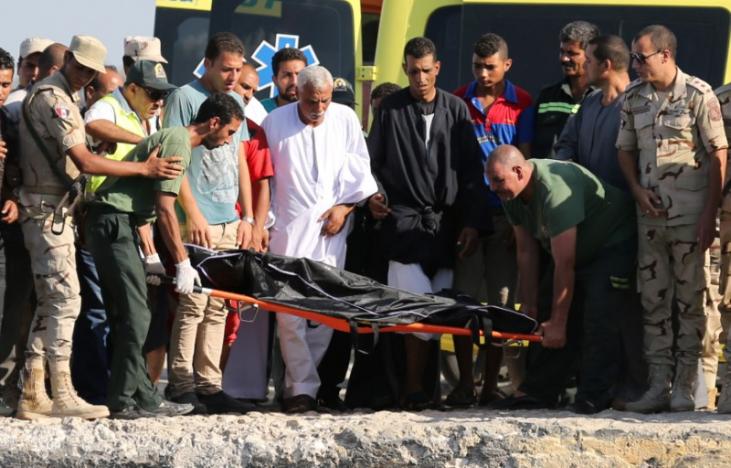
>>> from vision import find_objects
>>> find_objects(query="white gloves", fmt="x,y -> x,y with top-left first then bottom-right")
144,253 -> 166,286
175,258 -> 201,294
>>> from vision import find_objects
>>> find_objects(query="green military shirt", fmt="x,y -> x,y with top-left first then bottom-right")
616,68 -> 728,227
92,126 -> 191,223
503,159 -> 635,267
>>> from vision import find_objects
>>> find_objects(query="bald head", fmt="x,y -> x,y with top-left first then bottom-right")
236,62 -> 259,103
488,144 -> 527,168
85,66 -> 122,108
486,145 -> 532,200
38,43 -> 68,80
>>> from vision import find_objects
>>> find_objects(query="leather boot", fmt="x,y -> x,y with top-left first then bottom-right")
49,359 -> 109,419
670,362 -> 697,412
15,357 -> 53,420
624,364 -> 672,414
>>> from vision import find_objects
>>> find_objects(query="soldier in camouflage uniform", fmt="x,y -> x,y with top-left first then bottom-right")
713,82 -> 731,413
616,25 -> 728,413
16,36 -> 180,420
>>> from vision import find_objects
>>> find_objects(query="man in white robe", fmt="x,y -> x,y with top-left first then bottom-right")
261,65 -> 377,413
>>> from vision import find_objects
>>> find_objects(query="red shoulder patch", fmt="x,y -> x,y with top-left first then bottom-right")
53,105 -> 71,119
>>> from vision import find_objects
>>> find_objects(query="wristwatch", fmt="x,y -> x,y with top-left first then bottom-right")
242,216 -> 255,225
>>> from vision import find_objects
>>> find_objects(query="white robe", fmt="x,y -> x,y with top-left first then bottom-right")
262,102 -> 377,398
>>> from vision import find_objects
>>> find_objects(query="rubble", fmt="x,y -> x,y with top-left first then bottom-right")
2,409 -> 731,467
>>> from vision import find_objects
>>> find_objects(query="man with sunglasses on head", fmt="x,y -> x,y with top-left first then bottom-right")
617,24 -> 728,414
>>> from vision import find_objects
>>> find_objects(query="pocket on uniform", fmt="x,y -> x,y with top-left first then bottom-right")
662,113 -> 693,130
634,112 -> 655,149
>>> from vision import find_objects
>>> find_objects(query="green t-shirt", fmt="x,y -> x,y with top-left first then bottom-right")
93,126 -> 192,223
503,159 -> 635,267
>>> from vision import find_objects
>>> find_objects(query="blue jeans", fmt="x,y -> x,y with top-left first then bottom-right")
71,247 -> 110,405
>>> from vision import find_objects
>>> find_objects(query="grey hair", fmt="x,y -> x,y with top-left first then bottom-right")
297,65 -> 333,92
559,20 -> 600,49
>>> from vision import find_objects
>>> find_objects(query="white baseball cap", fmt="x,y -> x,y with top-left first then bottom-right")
19,37 -> 54,59
123,36 -> 167,63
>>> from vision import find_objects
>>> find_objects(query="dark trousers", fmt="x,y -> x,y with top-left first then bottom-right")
85,208 -> 160,412
520,241 -> 637,408
346,334 -> 441,408
71,247 -> 110,405
0,222 -> 35,406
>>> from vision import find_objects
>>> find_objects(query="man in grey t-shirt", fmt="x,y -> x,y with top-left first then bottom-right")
554,35 -> 630,191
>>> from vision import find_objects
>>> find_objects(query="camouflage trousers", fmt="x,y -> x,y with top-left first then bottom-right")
19,192 -> 80,363
638,223 -> 705,368
720,193 -> 731,362
701,244 -> 722,390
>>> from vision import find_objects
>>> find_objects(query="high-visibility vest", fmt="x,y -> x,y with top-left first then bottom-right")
86,93 -> 146,193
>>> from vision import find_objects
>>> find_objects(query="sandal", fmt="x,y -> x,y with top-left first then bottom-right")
444,387 -> 477,408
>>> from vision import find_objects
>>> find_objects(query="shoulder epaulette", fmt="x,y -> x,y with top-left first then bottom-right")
687,75 -> 712,94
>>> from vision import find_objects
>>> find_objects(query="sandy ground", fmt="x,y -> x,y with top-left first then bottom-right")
2,408 -> 731,467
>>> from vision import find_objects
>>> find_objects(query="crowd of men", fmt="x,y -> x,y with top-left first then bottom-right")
0,19 -> 731,420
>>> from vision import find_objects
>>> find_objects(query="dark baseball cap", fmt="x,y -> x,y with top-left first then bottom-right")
125,60 -> 176,91
332,77 -> 355,108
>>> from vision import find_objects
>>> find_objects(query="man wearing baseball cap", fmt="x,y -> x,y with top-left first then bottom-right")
4,37 -> 55,108
73,59 -> 177,406
15,35 -> 184,420
16,37 -> 55,89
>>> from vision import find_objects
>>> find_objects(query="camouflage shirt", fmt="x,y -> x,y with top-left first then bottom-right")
715,82 -> 731,156
616,68 -> 727,226
19,72 -> 85,195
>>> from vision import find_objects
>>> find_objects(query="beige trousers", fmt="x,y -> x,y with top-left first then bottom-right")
20,193 -> 80,363
168,220 -> 239,396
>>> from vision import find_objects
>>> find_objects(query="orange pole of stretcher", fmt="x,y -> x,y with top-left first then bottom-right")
198,286 -> 542,343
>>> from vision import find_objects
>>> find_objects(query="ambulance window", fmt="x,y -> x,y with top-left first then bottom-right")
425,5 -> 730,97
210,0 -> 356,97
154,9 -> 210,86
363,12 -> 380,64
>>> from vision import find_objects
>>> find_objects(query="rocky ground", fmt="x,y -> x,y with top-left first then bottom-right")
1,408 -> 731,467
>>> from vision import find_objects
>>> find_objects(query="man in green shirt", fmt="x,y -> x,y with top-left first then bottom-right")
85,93 -> 245,419
486,144 -> 636,414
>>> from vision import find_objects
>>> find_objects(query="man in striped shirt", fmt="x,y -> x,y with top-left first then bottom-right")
532,20 -> 599,158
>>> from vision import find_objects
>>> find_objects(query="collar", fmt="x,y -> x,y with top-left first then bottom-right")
50,72 -> 80,103
466,79 -> 518,104
112,87 -> 135,114
638,67 -> 687,101
560,78 -> 594,102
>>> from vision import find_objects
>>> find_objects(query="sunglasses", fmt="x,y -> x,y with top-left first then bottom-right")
630,50 -> 662,65
141,86 -> 169,101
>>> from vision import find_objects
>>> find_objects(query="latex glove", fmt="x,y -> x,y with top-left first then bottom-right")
175,258 -> 201,294
144,253 -> 166,286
